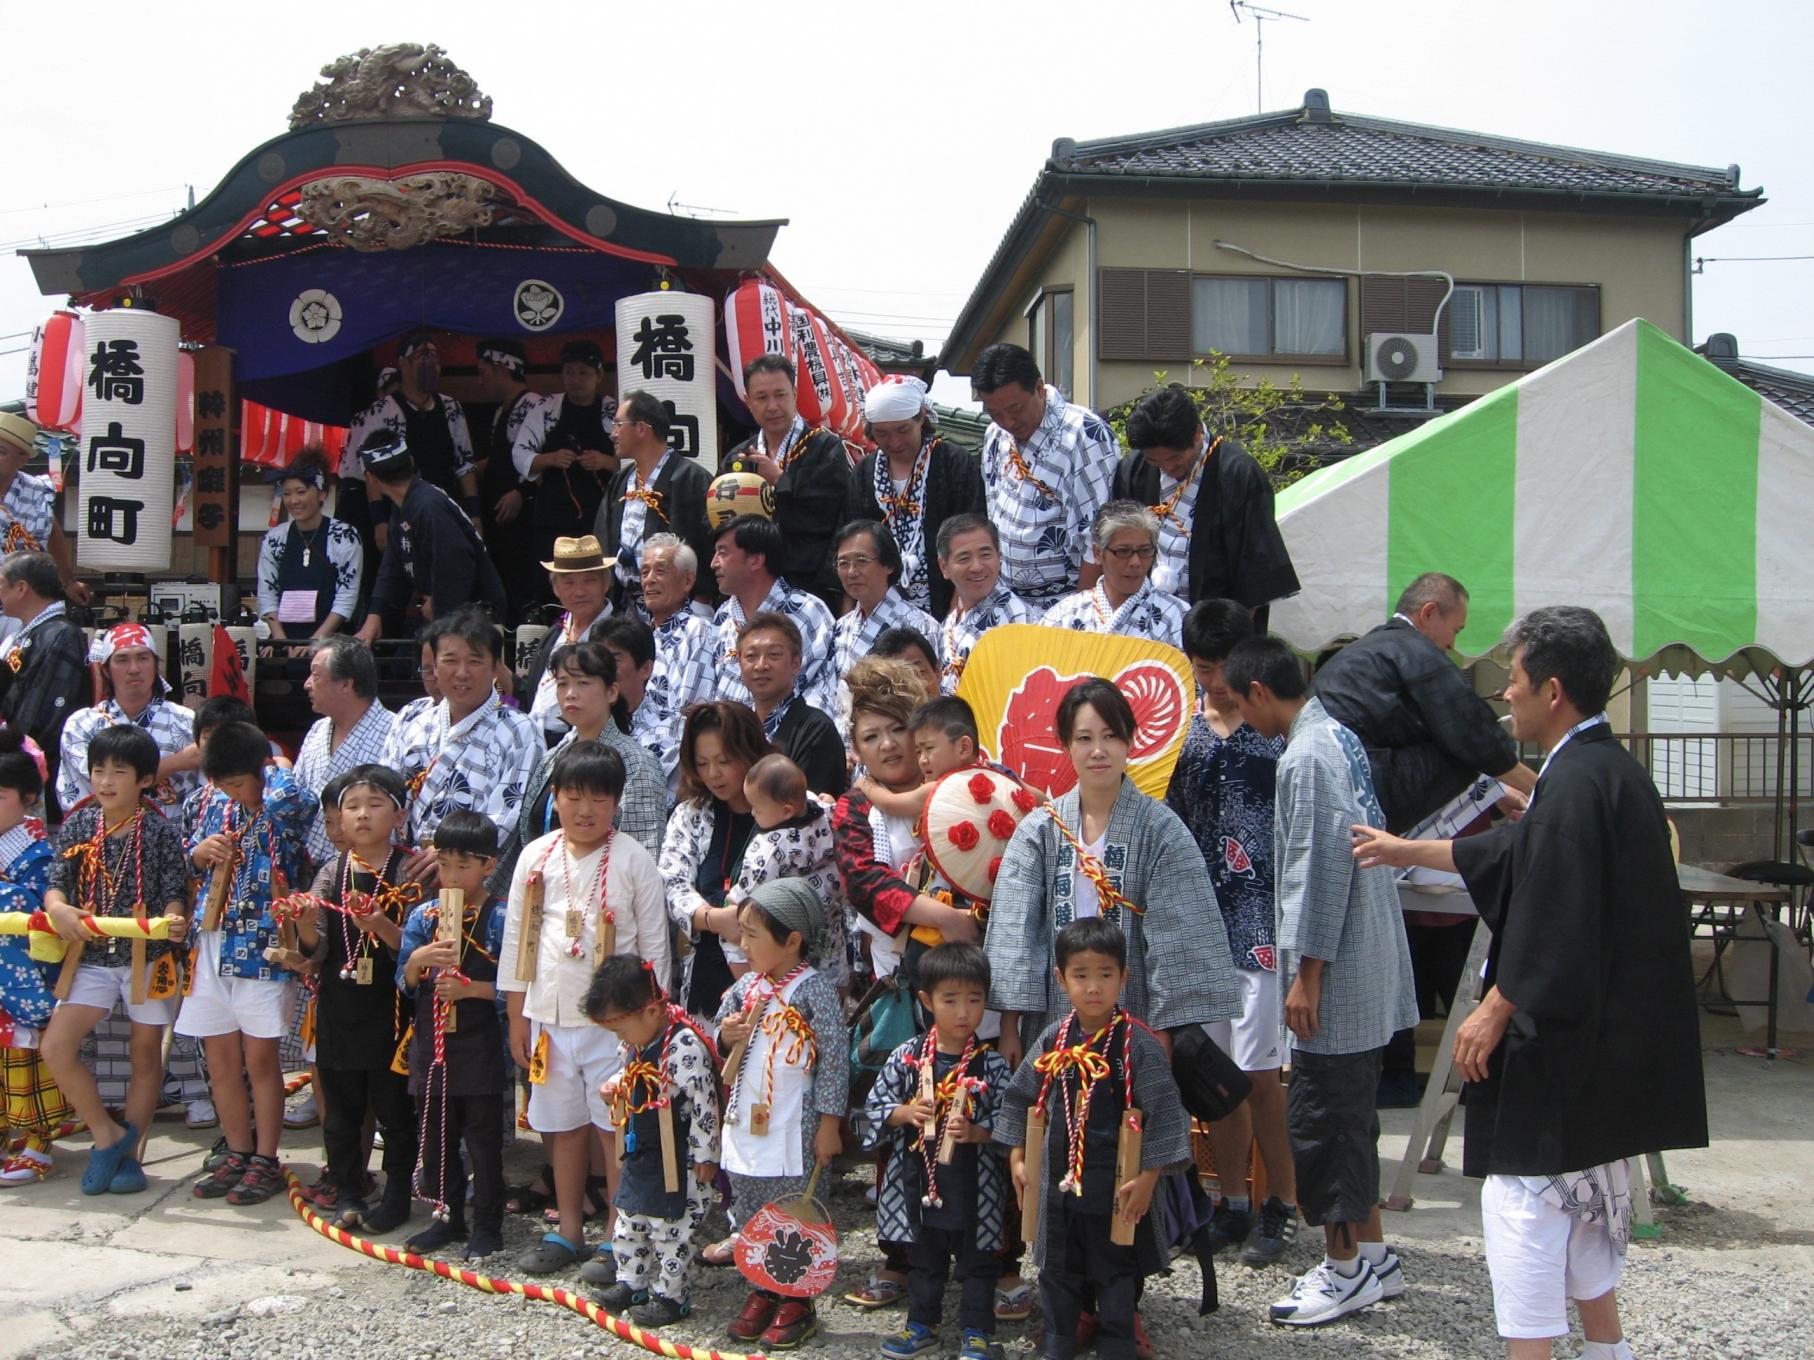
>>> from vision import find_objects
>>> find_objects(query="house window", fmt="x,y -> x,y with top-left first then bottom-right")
1192,275 -> 1346,358
1029,289 -> 1075,396
1446,283 -> 1598,365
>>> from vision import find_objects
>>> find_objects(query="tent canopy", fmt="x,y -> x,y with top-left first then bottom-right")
1269,319 -> 1814,679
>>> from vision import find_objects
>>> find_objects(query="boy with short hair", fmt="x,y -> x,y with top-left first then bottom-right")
732,754 -> 848,993
180,720 -> 319,1206
39,726 -> 192,1195
586,955 -> 722,1326
996,918 -> 1192,1360
500,743 -> 671,1277
867,943 -> 1014,1360
1224,635 -> 1418,1326
398,809 -> 509,1258
296,763 -> 417,1233
1169,599 -> 1300,1265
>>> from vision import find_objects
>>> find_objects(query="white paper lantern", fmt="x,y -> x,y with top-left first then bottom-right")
615,290 -> 719,473
78,309 -> 178,572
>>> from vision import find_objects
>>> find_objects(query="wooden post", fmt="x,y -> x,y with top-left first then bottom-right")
190,346 -> 238,585
438,887 -> 463,1033
514,878 -> 543,982
1020,1110 -> 1046,1245
1110,1109 -> 1144,1246
54,945 -> 83,1000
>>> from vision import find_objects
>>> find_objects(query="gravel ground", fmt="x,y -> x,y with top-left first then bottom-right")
19,1133 -> 1814,1360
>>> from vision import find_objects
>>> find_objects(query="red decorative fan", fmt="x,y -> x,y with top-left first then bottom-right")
1115,660 -> 1185,763
734,1161 -> 840,1298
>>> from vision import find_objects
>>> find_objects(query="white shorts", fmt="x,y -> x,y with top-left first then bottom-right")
62,963 -> 179,1028
1202,967 -> 1285,1072
1481,1172 -> 1625,1339
526,1020 -> 624,1134
176,938 -> 297,1041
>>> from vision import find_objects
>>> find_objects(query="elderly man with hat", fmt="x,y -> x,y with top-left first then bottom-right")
517,534 -> 618,740
355,430 -> 508,644
0,411 -> 86,611
56,622 -> 198,817
595,389 -> 714,611
254,454 -> 364,644
721,354 -> 852,611
474,337 -> 546,620
844,376 -> 983,619
513,339 -> 619,595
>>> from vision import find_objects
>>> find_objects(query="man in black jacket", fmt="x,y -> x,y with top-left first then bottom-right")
594,389 -> 713,611
355,431 -> 508,642
1117,383 -> 1298,615
735,611 -> 847,797
1353,607 -> 1702,1360
722,354 -> 851,610
1312,571 -> 1539,1106
0,551 -> 91,804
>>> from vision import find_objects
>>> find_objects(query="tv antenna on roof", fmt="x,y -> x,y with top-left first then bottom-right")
1229,1 -> 1310,114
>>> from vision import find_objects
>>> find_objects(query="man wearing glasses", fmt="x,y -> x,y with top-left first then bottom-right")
595,390 -> 714,611
1041,501 -> 1187,647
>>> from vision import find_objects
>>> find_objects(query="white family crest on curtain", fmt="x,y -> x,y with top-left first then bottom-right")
79,308 -> 178,571
615,291 -> 719,472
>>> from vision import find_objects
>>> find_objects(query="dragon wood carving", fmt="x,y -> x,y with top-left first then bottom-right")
289,43 -> 492,126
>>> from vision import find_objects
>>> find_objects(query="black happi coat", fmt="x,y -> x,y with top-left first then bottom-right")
1451,725 -> 1708,1177
594,454 -> 715,607
1114,438 -> 1298,609
845,438 -> 986,619
723,426 -> 851,604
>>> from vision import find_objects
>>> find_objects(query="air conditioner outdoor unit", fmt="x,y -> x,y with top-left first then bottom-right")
1365,333 -> 1443,384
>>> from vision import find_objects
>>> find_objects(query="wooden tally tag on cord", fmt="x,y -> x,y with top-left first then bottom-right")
202,850 -> 236,932
938,1083 -> 970,1165
916,1057 -> 939,1143
438,888 -> 464,1033
515,876 -> 543,982
1020,1109 -> 1046,1244
1109,1108 -> 1144,1247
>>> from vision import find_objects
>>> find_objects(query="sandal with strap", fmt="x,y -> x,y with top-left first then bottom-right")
0,1148 -> 54,1185
504,1162 -> 555,1216
994,1282 -> 1035,1321
844,1272 -> 908,1308
700,1234 -> 738,1268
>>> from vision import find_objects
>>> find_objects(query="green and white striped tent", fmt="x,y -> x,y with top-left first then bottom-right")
1269,319 -> 1814,678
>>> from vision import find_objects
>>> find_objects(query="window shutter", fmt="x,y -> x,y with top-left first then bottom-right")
1099,268 -> 1190,361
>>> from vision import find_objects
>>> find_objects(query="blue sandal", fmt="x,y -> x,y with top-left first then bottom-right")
81,1123 -> 137,1197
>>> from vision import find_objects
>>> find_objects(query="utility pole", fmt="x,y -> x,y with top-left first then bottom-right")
1229,1 -> 1310,113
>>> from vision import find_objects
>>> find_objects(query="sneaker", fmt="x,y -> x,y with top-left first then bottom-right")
184,1099 -> 219,1130
297,1172 -> 340,1209
727,1291 -> 779,1343
282,1092 -> 319,1129
1203,1197 -> 1255,1253
594,1281 -> 648,1312
203,1136 -> 233,1172
627,1294 -> 691,1327
959,1331 -> 1004,1360
761,1299 -> 817,1350
226,1155 -> 283,1206
880,1321 -> 939,1357
193,1151 -> 249,1199
1370,1249 -> 1406,1300
1269,1259 -> 1383,1326
1240,1197 -> 1300,1267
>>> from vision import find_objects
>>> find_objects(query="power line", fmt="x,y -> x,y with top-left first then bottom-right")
0,184 -> 187,217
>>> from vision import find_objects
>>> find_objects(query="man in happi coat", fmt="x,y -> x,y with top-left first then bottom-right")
1353,607 -> 1705,1360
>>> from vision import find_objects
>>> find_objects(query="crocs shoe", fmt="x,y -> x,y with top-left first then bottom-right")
81,1123 -> 138,1197
109,1157 -> 148,1194
628,1294 -> 690,1328
594,1281 -> 648,1312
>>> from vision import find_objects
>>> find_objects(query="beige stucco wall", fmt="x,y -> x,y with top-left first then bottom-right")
981,196 -> 1693,412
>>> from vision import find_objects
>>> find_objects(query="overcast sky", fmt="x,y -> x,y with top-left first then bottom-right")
4,0 -> 1810,412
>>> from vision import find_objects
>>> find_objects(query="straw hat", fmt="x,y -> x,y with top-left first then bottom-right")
0,411 -> 38,456
922,767 -> 1041,903
541,534 -> 617,574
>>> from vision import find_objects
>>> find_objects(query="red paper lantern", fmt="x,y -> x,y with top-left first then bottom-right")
174,351 -> 196,454
27,312 -> 84,432
724,279 -> 795,401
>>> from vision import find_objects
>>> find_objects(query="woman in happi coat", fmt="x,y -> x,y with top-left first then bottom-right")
255,458 -> 364,644
985,677 -> 1240,1069
844,378 -> 984,620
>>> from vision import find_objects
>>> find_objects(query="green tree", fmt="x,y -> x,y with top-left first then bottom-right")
1104,353 -> 1352,486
